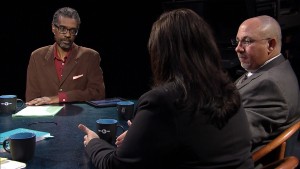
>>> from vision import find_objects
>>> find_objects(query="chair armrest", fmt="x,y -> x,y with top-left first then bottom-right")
252,121 -> 300,162
261,156 -> 299,169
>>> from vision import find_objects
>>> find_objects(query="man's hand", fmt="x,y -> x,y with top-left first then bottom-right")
26,96 -> 59,106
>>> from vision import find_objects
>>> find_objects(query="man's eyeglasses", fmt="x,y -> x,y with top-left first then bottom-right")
54,24 -> 78,36
231,38 -> 271,47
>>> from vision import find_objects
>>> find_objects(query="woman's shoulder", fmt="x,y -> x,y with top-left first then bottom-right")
138,83 -> 181,107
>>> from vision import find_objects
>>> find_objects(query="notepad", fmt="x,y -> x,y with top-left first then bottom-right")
0,128 -> 53,144
12,105 -> 64,117
86,97 -> 126,107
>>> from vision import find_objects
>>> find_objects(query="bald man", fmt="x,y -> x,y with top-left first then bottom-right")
233,15 -> 300,152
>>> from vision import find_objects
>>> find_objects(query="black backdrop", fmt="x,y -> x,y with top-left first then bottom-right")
2,1 -> 299,101
1,1 -> 166,100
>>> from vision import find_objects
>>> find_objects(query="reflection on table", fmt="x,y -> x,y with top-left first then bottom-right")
0,103 -> 128,169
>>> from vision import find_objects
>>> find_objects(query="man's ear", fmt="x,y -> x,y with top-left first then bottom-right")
268,39 -> 276,52
51,24 -> 56,34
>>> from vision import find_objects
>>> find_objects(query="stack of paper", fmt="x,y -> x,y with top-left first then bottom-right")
0,128 -> 53,144
12,105 -> 64,117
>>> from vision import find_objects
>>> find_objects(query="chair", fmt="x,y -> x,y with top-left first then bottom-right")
252,120 -> 300,167
261,156 -> 299,169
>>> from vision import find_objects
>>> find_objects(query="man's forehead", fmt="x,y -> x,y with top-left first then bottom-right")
58,16 -> 78,27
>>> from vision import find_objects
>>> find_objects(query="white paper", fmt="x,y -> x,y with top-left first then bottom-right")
12,106 -> 64,117
0,158 -> 26,169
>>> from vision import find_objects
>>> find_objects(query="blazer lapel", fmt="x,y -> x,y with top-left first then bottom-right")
59,44 -> 79,86
236,72 -> 262,89
42,45 -> 60,85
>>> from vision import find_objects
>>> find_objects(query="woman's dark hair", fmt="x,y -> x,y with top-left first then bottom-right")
148,8 -> 241,128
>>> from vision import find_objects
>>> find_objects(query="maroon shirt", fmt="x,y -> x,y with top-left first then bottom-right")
54,44 -> 72,102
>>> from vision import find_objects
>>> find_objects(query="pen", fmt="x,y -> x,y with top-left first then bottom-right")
28,121 -> 58,126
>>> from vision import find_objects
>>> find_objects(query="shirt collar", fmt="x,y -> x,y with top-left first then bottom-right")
53,43 -> 73,61
248,53 -> 281,74
261,53 -> 281,67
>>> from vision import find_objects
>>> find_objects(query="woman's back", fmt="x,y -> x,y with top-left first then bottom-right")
118,83 -> 254,169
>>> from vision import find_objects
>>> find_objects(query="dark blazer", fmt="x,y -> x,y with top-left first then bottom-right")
26,43 -> 105,102
86,83 -> 254,169
235,54 -> 300,151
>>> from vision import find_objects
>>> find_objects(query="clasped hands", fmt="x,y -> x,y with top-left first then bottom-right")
26,96 -> 59,106
78,120 -> 131,147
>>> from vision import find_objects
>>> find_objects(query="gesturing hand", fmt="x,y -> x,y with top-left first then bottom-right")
78,124 -> 99,147
115,120 -> 132,147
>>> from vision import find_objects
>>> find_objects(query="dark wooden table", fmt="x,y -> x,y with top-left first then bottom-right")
0,103 -> 128,169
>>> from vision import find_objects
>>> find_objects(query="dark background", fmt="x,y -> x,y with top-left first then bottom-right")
1,1 -> 162,100
1,0 -> 300,101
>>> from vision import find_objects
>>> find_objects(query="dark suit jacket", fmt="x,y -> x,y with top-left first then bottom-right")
235,54 -> 300,151
85,83 -> 254,169
26,43 -> 105,102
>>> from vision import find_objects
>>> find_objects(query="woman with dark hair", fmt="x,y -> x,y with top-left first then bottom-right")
78,8 -> 254,169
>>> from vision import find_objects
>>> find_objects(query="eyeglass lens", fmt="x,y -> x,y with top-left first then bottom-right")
55,24 -> 78,35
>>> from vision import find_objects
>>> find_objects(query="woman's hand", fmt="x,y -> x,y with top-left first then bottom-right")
115,120 -> 132,147
78,124 -> 99,147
